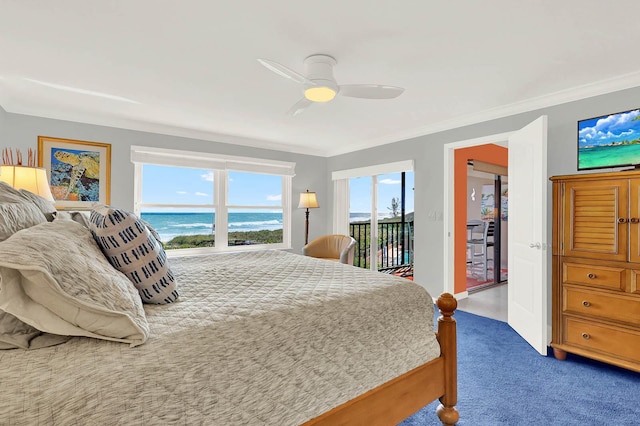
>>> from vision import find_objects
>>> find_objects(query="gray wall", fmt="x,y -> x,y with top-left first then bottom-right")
0,106 -> 6,142
2,112 -> 329,254
4,85 -> 640,300
328,86 -> 640,298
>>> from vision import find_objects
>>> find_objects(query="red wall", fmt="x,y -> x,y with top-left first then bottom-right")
454,144 -> 508,294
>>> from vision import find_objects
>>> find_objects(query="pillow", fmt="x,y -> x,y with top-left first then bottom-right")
0,202 -> 47,242
141,219 -> 163,245
89,205 -> 179,304
0,220 -> 149,347
19,189 -> 57,221
55,210 -> 92,228
0,311 -> 71,350
0,181 -> 26,204
0,311 -> 40,349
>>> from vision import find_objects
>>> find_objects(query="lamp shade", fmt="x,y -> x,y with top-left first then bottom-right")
0,165 -> 55,201
298,190 -> 319,209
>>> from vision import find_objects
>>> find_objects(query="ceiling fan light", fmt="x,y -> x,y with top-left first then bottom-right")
304,86 -> 336,102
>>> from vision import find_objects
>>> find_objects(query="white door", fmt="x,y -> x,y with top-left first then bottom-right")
507,116 -> 548,355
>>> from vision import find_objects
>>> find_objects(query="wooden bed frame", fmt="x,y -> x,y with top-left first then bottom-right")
304,293 -> 459,426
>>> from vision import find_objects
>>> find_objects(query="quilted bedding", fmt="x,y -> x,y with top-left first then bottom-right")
0,250 -> 440,425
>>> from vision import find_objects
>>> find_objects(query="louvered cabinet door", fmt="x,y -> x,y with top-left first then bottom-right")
629,179 -> 640,263
562,179 -> 628,261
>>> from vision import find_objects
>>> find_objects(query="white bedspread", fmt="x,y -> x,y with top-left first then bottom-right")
0,250 -> 439,425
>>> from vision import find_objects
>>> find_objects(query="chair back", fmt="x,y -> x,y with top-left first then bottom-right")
302,234 -> 357,265
485,221 -> 495,246
467,220 -> 485,242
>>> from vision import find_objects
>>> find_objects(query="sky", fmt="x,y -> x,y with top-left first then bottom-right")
349,171 -> 415,215
578,108 -> 640,147
141,165 -> 282,208
142,164 -> 414,215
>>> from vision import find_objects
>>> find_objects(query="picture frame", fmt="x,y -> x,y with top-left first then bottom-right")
38,136 -> 111,210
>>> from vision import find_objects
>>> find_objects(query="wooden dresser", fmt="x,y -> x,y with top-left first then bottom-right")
551,170 -> 640,372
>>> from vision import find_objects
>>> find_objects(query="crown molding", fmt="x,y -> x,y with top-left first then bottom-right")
3,70 -> 640,159
325,70 -> 640,157
1,103 -> 329,157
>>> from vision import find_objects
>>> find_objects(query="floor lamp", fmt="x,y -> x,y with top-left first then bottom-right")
298,189 -> 319,245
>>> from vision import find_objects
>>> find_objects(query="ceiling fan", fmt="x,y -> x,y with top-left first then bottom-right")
257,54 -> 404,116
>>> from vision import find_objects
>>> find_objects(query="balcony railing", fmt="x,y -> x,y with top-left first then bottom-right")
349,220 -> 414,270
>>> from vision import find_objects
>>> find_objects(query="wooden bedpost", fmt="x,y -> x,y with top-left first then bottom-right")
436,293 -> 459,426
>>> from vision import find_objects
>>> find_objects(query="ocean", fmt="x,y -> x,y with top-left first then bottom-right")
579,144 -> 640,169
141,211 -> 385,242
141,212 -> 283,242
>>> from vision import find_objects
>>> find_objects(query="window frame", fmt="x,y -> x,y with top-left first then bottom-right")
131,146 -> 294,256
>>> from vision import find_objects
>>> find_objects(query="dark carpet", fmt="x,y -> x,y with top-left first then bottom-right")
400,310 -> 640,425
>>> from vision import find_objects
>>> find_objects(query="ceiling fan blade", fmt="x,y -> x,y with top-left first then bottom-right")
338,84 -> 405,99
257,58 -> 313,85
287,98 -> 313,116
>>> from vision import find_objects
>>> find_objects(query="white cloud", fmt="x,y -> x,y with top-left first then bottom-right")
176,191 -> 187,194
267,194 -> 282,201
593,109 -> 640,133
195,192 -> 208,197
201,172 -> 214,181
379,178 -> 401,185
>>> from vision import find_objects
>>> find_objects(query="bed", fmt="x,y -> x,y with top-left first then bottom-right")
0,199 -> 458,425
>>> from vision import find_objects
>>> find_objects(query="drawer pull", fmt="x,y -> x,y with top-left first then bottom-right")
619,218 -> 629,223
587,273 -> 596,279
582,300 -> 591,307
582,333 -> 590,340
632,218 -> 640,224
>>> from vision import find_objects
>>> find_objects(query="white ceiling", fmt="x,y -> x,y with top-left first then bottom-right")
1,1 -> 640,157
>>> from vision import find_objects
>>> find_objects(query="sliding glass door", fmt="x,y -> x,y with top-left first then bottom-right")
334,161 -> 414,272
349,176 -> 373,269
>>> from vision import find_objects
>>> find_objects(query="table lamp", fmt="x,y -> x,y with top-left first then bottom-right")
0,165 -> 55,201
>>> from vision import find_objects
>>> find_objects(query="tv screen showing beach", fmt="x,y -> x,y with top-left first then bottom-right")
578,108 -> 640,170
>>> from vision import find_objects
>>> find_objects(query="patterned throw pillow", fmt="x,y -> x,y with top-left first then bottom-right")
88,205 -> 179,304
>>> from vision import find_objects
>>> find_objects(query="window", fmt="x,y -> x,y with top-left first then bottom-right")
227,171 -> 285,247
131,146 -> 294,254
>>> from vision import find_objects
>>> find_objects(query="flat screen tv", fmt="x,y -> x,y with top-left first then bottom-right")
578,107 -> 640,170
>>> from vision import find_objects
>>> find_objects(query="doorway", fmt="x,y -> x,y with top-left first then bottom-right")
466,165 -> 508,293
444,140 -> 510,319
443,116 -> 549,355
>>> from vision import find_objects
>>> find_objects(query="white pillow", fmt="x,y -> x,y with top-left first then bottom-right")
0,202 -> 47,242
0,181 -> 26,204
0,181 -> 49,242
55,210 -> 91,228
18,189 -> 57,221
89,205 -> 179,304
0,310 -> 71,350
0,220 -> 149,346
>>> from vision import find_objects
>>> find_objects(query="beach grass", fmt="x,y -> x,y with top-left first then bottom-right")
164,229 -> 283,249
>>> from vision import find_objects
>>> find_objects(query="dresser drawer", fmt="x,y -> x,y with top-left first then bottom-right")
564,287 -> 640,326
562,262 -> 625,291
564,317 -> 640,364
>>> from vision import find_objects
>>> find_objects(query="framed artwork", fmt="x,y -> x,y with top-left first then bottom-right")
480,184 -> 508,221
38,136 -> 111,210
